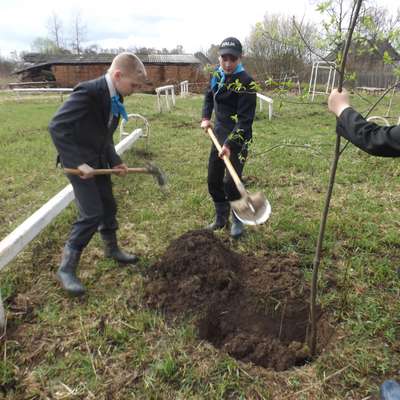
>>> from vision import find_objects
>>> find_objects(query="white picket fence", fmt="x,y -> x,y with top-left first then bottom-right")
0,127 -> 145,329
257,93 -> 273,121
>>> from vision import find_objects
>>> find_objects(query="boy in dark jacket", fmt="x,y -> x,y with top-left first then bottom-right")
201,37 -> 257,238
49,52 -> 148,296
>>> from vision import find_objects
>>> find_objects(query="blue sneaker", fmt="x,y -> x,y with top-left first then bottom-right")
380,380 -> 400,400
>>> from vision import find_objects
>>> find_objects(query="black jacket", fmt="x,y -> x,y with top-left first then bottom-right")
337,107 -> 400,157
49,76 -> 122,168
202,68 -> 257,151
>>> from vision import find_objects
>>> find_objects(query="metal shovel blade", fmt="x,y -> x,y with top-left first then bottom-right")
231,192 -> 271,225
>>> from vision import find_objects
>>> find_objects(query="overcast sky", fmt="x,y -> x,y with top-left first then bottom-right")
0,0 -> 399,58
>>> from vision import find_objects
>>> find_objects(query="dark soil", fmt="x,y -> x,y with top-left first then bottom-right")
144,230 -> 333,371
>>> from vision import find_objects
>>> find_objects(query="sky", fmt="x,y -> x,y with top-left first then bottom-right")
0,0 -> 399,58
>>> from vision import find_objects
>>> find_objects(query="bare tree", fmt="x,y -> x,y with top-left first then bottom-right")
70,11 -> 87,55
31,37 -> 59,54
361,3 -> 399,36
245,13 -> 318,80
206,44 -> 219,64
47,12 -> 64,49
170,45 -> 184,54
357,3 -> 400,50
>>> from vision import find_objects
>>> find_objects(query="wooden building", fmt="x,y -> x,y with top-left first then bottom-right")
14,53 -> 210,92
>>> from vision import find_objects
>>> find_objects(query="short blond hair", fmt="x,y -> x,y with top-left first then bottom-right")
109,52 -> 145,75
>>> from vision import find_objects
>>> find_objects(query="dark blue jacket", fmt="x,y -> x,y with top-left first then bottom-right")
49,76 -> 122,168
202,69 -> 257,151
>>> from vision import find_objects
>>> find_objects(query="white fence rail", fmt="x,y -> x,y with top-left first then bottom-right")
155,85 -> 176,112
257,93 -> 273,121
13,88 -> 73,101
0,128 -> 144,328
180,80 -> 189,97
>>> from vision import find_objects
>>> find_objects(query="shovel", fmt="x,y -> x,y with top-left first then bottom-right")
207,127 -> 271,225
64,162 -> 167,188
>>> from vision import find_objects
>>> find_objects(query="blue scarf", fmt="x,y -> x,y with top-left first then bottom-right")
210,64 -> 245,93
111,95 -> 128,121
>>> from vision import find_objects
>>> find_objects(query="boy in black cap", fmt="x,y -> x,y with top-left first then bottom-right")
201,36 -> 257,238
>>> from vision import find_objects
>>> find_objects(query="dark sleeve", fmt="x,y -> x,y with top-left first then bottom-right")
105,137 -> 122,167
202,78 -> 214,120
337,107 -> 400,157
48,83 -> 92,168
225,78 -> 257,150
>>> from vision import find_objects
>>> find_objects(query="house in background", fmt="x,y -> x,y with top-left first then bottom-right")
13,53 -> 210,93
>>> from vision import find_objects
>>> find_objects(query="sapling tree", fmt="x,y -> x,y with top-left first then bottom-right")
308,0 -> 400,356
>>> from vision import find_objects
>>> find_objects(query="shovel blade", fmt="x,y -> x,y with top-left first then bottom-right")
231,192 -> 271,225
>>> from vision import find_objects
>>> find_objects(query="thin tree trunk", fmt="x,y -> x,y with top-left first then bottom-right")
309,0 -> 364,357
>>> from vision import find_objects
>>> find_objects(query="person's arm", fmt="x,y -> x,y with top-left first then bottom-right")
201,78 -> 214,129
49,83 -> 92,168
328,88 -> 400,157
337,108 -> 400,157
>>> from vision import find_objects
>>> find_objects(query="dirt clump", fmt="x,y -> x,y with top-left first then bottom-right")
144,230 -> 331,371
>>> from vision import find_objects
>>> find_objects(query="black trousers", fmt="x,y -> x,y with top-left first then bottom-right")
207,145 -> 247,203
66,174 -> 118,251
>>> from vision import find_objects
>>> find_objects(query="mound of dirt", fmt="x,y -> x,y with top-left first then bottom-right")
144,230 -> 331,371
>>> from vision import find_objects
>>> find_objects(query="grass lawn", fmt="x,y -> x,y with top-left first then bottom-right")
0,88 -> 399,399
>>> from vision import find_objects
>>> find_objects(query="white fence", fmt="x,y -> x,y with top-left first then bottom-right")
155,85 -> 176,112
0,127 -> 145,329
13,88 -> 73,101
257,93 -> 273,121
180,80 -> 189,97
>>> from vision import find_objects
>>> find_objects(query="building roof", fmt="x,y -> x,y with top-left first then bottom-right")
15,53 -> 208,74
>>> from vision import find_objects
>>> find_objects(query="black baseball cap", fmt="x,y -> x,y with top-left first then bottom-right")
219,37 -> 242,57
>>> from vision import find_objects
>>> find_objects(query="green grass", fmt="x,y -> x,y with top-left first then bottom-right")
0,89 -> 400,399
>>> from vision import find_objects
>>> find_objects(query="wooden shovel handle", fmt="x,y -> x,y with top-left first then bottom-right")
206,128 -> 246,195
64,167 -> 148,175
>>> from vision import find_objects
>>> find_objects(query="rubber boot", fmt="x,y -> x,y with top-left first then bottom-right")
206,201 -> 230,230
230,211 -> 244,239
380,380 -> 400,400
101,232 -> 138,264
57,245 -> 85,296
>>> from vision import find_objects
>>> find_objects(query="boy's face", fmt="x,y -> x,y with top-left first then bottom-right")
219,54 -> 241,74
114,64 -> 148,96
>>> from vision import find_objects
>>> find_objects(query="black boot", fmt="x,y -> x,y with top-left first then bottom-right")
57,245 -> 85,296
101,232 -> 138,264
206,201 -> 230,230
230,211 -> 244,239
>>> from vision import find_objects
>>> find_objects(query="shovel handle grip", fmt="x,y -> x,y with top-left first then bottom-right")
64,167 -> 148,176
206,128 -> 246,195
